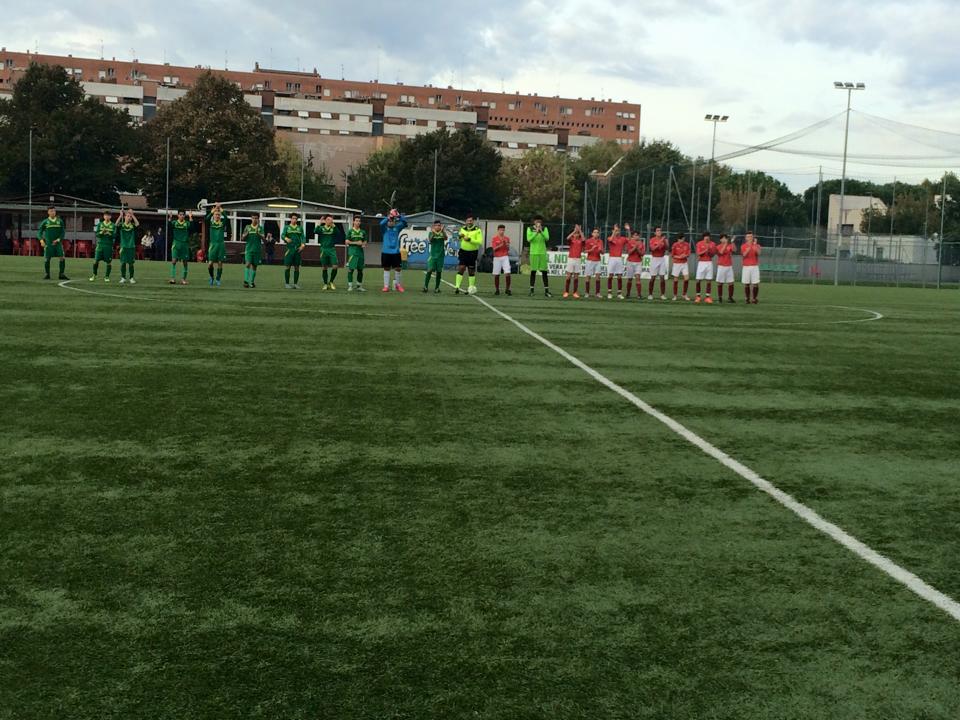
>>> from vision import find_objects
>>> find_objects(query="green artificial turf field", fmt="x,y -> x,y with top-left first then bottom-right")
2,255 -> 959,719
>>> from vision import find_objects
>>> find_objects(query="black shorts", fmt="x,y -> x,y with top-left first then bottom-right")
381,252 -> 402,269
458,249 -> 478,267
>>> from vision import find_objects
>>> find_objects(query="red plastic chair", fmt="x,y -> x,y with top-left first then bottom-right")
11,239 -> 20,255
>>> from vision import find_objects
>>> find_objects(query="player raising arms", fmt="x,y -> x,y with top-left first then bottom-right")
694,231 -> 717,304
647,226 -> 668,300
318,214 -> 339,290
525,215 -> 551,297
670,232 -> 691,301
346,215 -> 367,292
491,224 -> 512,296
454,214 -> 482,295
624,229 -> 645,299
584,228 -> 604,299
606,223 -> 627,300
714,234 -> 737,303
205,202 -> 228,287
380,209 -> 407,292
38,205 -> 68,281
422,220 -> 447,293
741,231 -> 762,304
168,210 -> 194,284
563,224 -> 585,299
282,212 -> 306,289
116,207 -> 140,285
89,209 -> 115,283
241,213 -> 265,288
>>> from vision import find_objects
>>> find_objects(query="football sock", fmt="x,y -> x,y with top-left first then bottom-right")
660,278 -> 667,295
617,276 -> 622,292
454,273 -> 463,289
129,264 -> 135,279
121,263 -> 128,279
92,261 -> 98,277
394,270 -> 402,288
383,270 -> 390,287
573,277 -> 579,294
244,268 -> 250,283
106,262 -> 111,278
347,270 -> 354,284
182,264 -> 188,279
595,277 -> 602,294
322,268 -> 328,284
59,260 -> 66,276
285,268 -> 290,284
608,276 -> 613,291
357,269 -> 363,283
293,269 -> 300,284
468,274 -> 476,288
745,286 -> 751,301
330,268 -> 338,284
696,281 -> 702,294
683,279 -> 689,295
216,267 -> 222,281
541,271 -> 548,288
728,284 -> 734,300
208,265 -> 214,279
434,271 -> 442,290
625,279 -> 632,297
505,274 -> 511,290
44,258 -> 50,276
706,281 -> 712,294
648,278 -> 654,295
673,280 -> 678,295
564,276 -> 570,293
170,263 -> 176,278
753,285 -> 759,301
423,271 -> 431,289
250,268 -> 257,284
494,275 -> 500,291
530,271 -> 536,288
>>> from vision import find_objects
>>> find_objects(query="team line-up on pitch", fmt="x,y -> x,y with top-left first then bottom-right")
34,203 -> 765,304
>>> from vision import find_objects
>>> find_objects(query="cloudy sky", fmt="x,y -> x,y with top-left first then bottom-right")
7,0 -> 960,191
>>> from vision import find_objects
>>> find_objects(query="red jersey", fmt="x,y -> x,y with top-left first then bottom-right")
741,242 -> 761,266
607,234 -> 627,258
568,235 -> 585,258
492,234 -> 511,257
585,237 -> 604,261
670,241 -> 691,262
715,242 -> 736,267
649,235 -> 668,257
626,238 -> 645,262
696,239 -> 716,261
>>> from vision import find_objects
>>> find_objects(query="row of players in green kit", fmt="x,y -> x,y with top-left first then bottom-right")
86,208 -> 141,284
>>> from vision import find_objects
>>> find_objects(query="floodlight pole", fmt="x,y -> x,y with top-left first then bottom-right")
164,137 -> 171,263
833,82 -> 865,286
28,127 -> 33,234
704,114 -> 727,232
938,172 -> 947,289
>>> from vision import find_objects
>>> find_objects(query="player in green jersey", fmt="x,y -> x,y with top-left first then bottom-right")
115,208 -> 140,285
525,215 -> 552,297
242,213 -> 265,288
205,202 -> 229,287
38,206 -> 68,280
89,209 -> 115,282
317,214 -> 339,290
282,213 -> 306,289
167,210 -> 194,284
422,220 -> 447,293
345,215 -> 367,292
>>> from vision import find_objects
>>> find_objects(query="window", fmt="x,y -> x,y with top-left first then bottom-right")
298,110 -> 309,118
428,97 -> 435,105
320,112 -> 333,119
316,84 -> 322,93
400,94 -> 415,103
534,101 -> 547,113
297,127 -> 308,133
339,130 -> 350,135
107,67 -> 115,77
163,75 -> 172,83
489,101 -> 496,109
323,88 -> 330,97
560,106 -> 573,115
445,121 -> 455,127
507,142 -> 519,149
584,108 -> 591,117
73,69 -> 82,77
406,118 -> 416,125
508,102 -> 515,110
98,70 -> 106,80
105,96 -> 119,104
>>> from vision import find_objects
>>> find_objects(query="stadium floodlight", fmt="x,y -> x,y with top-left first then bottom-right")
832,81 -> 867,285
704,113 -> 730,231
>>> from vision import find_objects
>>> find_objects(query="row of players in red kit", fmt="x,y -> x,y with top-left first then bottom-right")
562,225 -> 762,304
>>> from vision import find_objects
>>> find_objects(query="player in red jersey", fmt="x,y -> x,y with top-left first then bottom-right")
624,230 -> 645,299
491,224 -> 512,296
563,225 -> 585,298
584,228 -> 604,299
670,233 -> 691,301
694,231 -> 717,304
741,232 -> 761,303
714,234 -> 737,302
606,224 -> 628,299
647,226 -> 669,300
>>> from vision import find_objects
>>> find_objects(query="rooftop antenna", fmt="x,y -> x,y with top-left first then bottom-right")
100,39 -> 104,59
225,50 -> 228,70
341,64 -> 344,80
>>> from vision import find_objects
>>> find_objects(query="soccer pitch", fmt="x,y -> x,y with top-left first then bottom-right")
2,255 -> 959,719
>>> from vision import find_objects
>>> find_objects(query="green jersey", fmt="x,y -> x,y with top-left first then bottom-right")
207,212 -> 227,245
242,224 -> 264,252
282,223 -> 305,252
117,221 -> 137,249
346,228 -> 366,257
318,224 -> 337,249
95,220 -> 115,246
38,217 -> 65,244
526,226 -> 550,255
428,231 -> 447,258
171,218 -> 191,245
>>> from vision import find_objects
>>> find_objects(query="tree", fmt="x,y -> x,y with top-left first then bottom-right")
134,72 -> 282,207
499,148 -> 579,222
275,135 -> 336,204
0,63 -> 137,202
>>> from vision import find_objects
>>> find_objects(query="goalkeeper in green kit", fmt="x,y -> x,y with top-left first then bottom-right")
116,208 -> 140,285
168,210 -> 194,284
525,215 -> 552,297
89,209 -> 115,282
242,213 -> 265,288
282,213 -> 306,289
205,202 -> 228,287
38,205 -> 68,280
422,220 -> 447,293
346,215 -> 367,292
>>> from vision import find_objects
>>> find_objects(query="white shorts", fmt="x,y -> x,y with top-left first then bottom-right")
671,262 -> 689,278
696,261 -> 714,281
650,256 -> 668,277
625,261 -> 643,278
585,260 -> 602,276
742,266 -> 760,284
716,265 -> 735,284
607,257 -> 625,275
565,258 -> 582,274
492,256 -> 511,274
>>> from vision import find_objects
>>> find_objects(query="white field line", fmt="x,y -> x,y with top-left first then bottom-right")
453,283 -> 959,623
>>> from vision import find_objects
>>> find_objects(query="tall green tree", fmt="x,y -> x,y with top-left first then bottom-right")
134,72 -> 282,207
0,63 -> 137,202
499,148 -> 579,223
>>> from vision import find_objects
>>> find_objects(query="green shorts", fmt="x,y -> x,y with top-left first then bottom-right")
119,247 -> 136,264
284,251 -> 302,267
207,244 -> 226,263
171,243 -> 191,262
347,253 -> 365,271
245,250 -> 262,266
43,242 -> 65,259
93,245 -> 113,262
529,253 -> 548,272
320,248 -> 338,267
427,255 -> 445,273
